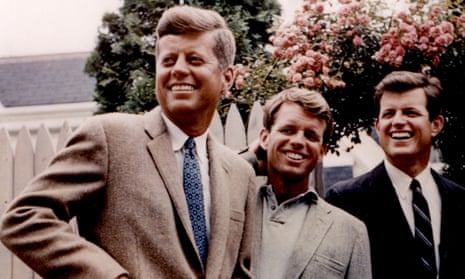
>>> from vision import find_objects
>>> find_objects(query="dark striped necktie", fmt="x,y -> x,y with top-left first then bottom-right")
410,179 -> 437,279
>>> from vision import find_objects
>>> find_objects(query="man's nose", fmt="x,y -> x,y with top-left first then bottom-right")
290,131 -> 306,146
171,59 -> 188,76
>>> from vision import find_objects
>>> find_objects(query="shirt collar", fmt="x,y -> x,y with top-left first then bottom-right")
384,159 -> 434,198
161,113 -> 208,159
258,184 -> 318,205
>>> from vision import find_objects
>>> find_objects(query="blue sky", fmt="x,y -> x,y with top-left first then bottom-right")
0,0 -> 300,58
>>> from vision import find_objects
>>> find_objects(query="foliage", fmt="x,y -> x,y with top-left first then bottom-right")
222,50 -> 290,122
84,0 -> 281,114
233,0 -> 465,185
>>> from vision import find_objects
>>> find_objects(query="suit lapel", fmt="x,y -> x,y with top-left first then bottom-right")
204,136 -> 231,275
372,164 -> 413,238
252,188 -> 265,274
434,171 -> 461,266
144,108 -> 196,252
284,197 -> 332,279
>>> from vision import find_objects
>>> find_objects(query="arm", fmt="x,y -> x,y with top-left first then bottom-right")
232,174 -> 257,279
0,118 -> 127,279
346,223 -> 372,279
238,139 -> 267,176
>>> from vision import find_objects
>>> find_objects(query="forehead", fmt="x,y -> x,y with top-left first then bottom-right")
380,88 -> 427,107
273,102 -> 326,129
157,32 -> 216,55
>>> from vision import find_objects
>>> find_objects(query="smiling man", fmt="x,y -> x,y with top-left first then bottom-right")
250,87 -> 371,279
0,5 -> 256,279
325,70 -> 465,279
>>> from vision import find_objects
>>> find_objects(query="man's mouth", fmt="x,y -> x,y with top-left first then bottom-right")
391,131 -> 412,140
286,152 -> 304,160
170,84 -> 195,91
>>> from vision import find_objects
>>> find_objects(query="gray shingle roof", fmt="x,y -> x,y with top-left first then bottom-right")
0,52 -> 95,107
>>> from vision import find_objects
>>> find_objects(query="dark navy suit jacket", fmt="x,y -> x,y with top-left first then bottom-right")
325,162 -> 465,279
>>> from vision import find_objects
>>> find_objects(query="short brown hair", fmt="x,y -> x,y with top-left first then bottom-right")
263,87 -> 334,145
155,5 -> 236,70
374,70 -> 443,121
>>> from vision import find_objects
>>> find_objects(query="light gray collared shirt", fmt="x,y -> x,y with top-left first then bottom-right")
255,184 -> 317,279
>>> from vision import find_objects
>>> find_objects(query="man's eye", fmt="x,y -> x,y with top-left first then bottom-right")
381,111 -> 394,118
305,132 -> 319,141
189,57 -> 203,65
280,129 -> 293,134
405,110 -> 419,116
161,57 -> 175,66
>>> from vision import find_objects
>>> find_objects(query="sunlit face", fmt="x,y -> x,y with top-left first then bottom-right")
260,102 -> 327,186
375,88 -> 444,168
155,32 -> 233,134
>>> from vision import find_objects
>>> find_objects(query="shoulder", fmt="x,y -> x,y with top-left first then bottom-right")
208,136 -> 255,175
65,111 -> 151,152
433,171 -> 465,191
325,163 -> 385,195
78,112 -> 145,133
317,198 -> 364,226
433,171 -> 465,202
318,198 -> 366,229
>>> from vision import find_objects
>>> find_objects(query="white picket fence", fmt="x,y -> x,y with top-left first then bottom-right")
0,102 -> 276,279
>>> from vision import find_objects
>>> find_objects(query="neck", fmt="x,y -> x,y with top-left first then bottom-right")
176,117 -> 212,137
268,173 -> 309,204
388,157 -> 428,178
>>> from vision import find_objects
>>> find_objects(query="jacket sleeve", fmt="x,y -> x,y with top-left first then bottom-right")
346,222 -> 372,279
232,173 -> 257,279
0,118 -> 127,279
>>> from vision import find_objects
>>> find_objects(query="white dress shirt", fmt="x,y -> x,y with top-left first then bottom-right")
161,113 -> 211,235
385,160 -> 441,271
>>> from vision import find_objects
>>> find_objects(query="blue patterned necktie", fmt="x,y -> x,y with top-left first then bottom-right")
183,137 -> 208,266
411,179 -> 437,279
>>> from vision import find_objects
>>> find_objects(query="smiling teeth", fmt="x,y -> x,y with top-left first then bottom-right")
391,132 -> 411,139
287,152 -> 303,160
171,85 -> 194,91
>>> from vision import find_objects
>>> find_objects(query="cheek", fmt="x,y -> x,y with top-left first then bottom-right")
375,120 -> 389,134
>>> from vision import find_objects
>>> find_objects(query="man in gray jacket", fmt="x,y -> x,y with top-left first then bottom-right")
244,87 -> 371,279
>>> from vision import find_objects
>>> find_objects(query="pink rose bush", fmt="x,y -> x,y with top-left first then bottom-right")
374,4 -> 456,67
244,0 -> 465,92
230,0 -> 465,184
269,0 -> 380,90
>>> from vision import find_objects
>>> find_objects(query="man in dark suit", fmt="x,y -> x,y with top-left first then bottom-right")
325,70 -> 465,279
0,5 -> 256,279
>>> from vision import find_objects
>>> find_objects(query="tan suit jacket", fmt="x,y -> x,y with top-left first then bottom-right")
0,107 -> 257,279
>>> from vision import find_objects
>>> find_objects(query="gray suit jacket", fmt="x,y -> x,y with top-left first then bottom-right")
252,188 -> 372,279
0,107 -> 257,279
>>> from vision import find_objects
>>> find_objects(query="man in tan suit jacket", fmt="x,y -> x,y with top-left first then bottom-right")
0,6 -> 256,279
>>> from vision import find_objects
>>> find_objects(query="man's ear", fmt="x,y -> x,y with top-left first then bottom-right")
431,114 -> 444,137
258,128 -> 269,151
374,118 -> 380,137
221,65 -> 235,95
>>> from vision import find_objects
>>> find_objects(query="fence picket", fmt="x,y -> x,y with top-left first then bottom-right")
210,111 -> 224,144
247,101 -> 264,144
11,127 -> 35,279
56,121 -> 72,151
224,103 -> 247,150
0,128 -> 13,279
34,125 -> 55,175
